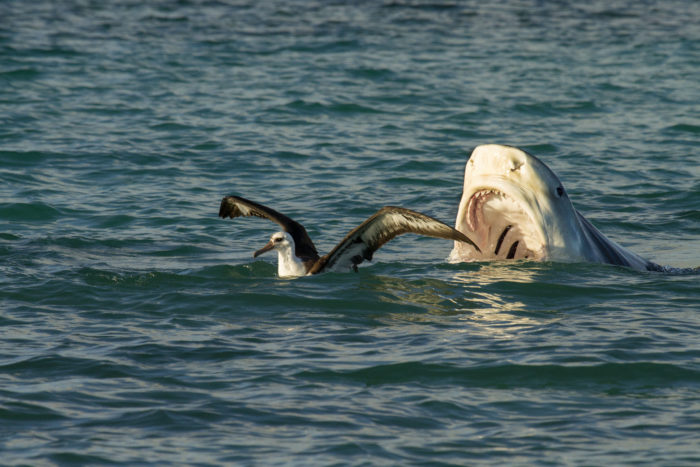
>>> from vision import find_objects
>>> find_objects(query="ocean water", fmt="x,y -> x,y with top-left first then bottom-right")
1,0 -> 699,465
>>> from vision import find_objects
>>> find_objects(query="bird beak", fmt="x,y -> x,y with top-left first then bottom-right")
253,241 -> 275,258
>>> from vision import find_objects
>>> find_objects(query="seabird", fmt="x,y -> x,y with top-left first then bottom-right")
219,195 -> 481,277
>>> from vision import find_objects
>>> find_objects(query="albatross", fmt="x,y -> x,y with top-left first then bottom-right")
219,195 -> 480,277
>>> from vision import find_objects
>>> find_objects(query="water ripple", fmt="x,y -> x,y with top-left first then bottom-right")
1,0 -> 699,465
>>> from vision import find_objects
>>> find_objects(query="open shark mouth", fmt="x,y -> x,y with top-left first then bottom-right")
463,189 -> 545,260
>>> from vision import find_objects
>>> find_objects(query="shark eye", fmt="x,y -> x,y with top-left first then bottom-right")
556,186 -> 565,197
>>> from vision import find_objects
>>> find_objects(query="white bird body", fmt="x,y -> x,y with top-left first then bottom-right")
254,232 -> 308,277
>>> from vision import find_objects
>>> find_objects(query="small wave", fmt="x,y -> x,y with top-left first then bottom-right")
150,245 -> 214,257
286,39 -> 362,54
79,262 -> 275,287
275,99 -> 384,116
30,235 -> 152,250
0,68 -> 40,79
0,202 -> 62,221
0,232 -> 22,241
512,100 -> 603,116
665,123 -> 700,134
46,453 -> 115,465
79,268 -> 190,288
298,361 -> 700,388
348,66 -> 397,80
0,354 -> 133,379
149,122 -> 196,132
186,262 -> 276,280
91,214 -> 137,229
0,401 -> 67,422
659,266 -> 700,275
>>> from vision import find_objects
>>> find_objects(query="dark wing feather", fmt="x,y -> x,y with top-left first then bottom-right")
218,195 -> 319,260
308,206 -> 480,274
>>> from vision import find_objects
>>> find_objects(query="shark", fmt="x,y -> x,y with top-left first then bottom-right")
448,144 -> 663,272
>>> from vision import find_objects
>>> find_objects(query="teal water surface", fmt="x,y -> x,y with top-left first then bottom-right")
1,1 -> 699,465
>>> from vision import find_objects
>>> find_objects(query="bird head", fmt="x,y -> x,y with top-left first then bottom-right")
254,231 -> 294,258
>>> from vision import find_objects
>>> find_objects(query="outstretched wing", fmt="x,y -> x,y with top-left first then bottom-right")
218,195 -> 319,260
309,206 -> 480,274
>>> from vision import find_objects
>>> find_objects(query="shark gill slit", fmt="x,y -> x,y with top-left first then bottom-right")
494,225 -> 512,255
506,240 -> 519,259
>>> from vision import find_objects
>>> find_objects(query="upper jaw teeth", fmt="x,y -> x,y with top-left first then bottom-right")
474,189 -> 502,199
467,189 -> 504,230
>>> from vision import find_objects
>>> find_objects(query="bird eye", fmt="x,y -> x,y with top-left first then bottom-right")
556,186 -> 565,197
274,237 -> 283,243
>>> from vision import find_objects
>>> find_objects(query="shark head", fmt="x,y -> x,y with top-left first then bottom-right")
449,144 -> 590,263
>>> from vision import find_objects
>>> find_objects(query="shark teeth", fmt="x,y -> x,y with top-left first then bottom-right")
467,189 -> 505,231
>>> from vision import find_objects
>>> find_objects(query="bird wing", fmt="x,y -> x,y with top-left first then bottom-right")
309,206 -> 480,274
218,195 -> 319,260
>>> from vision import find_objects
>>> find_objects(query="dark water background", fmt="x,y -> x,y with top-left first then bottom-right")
1,1 -> 699,465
